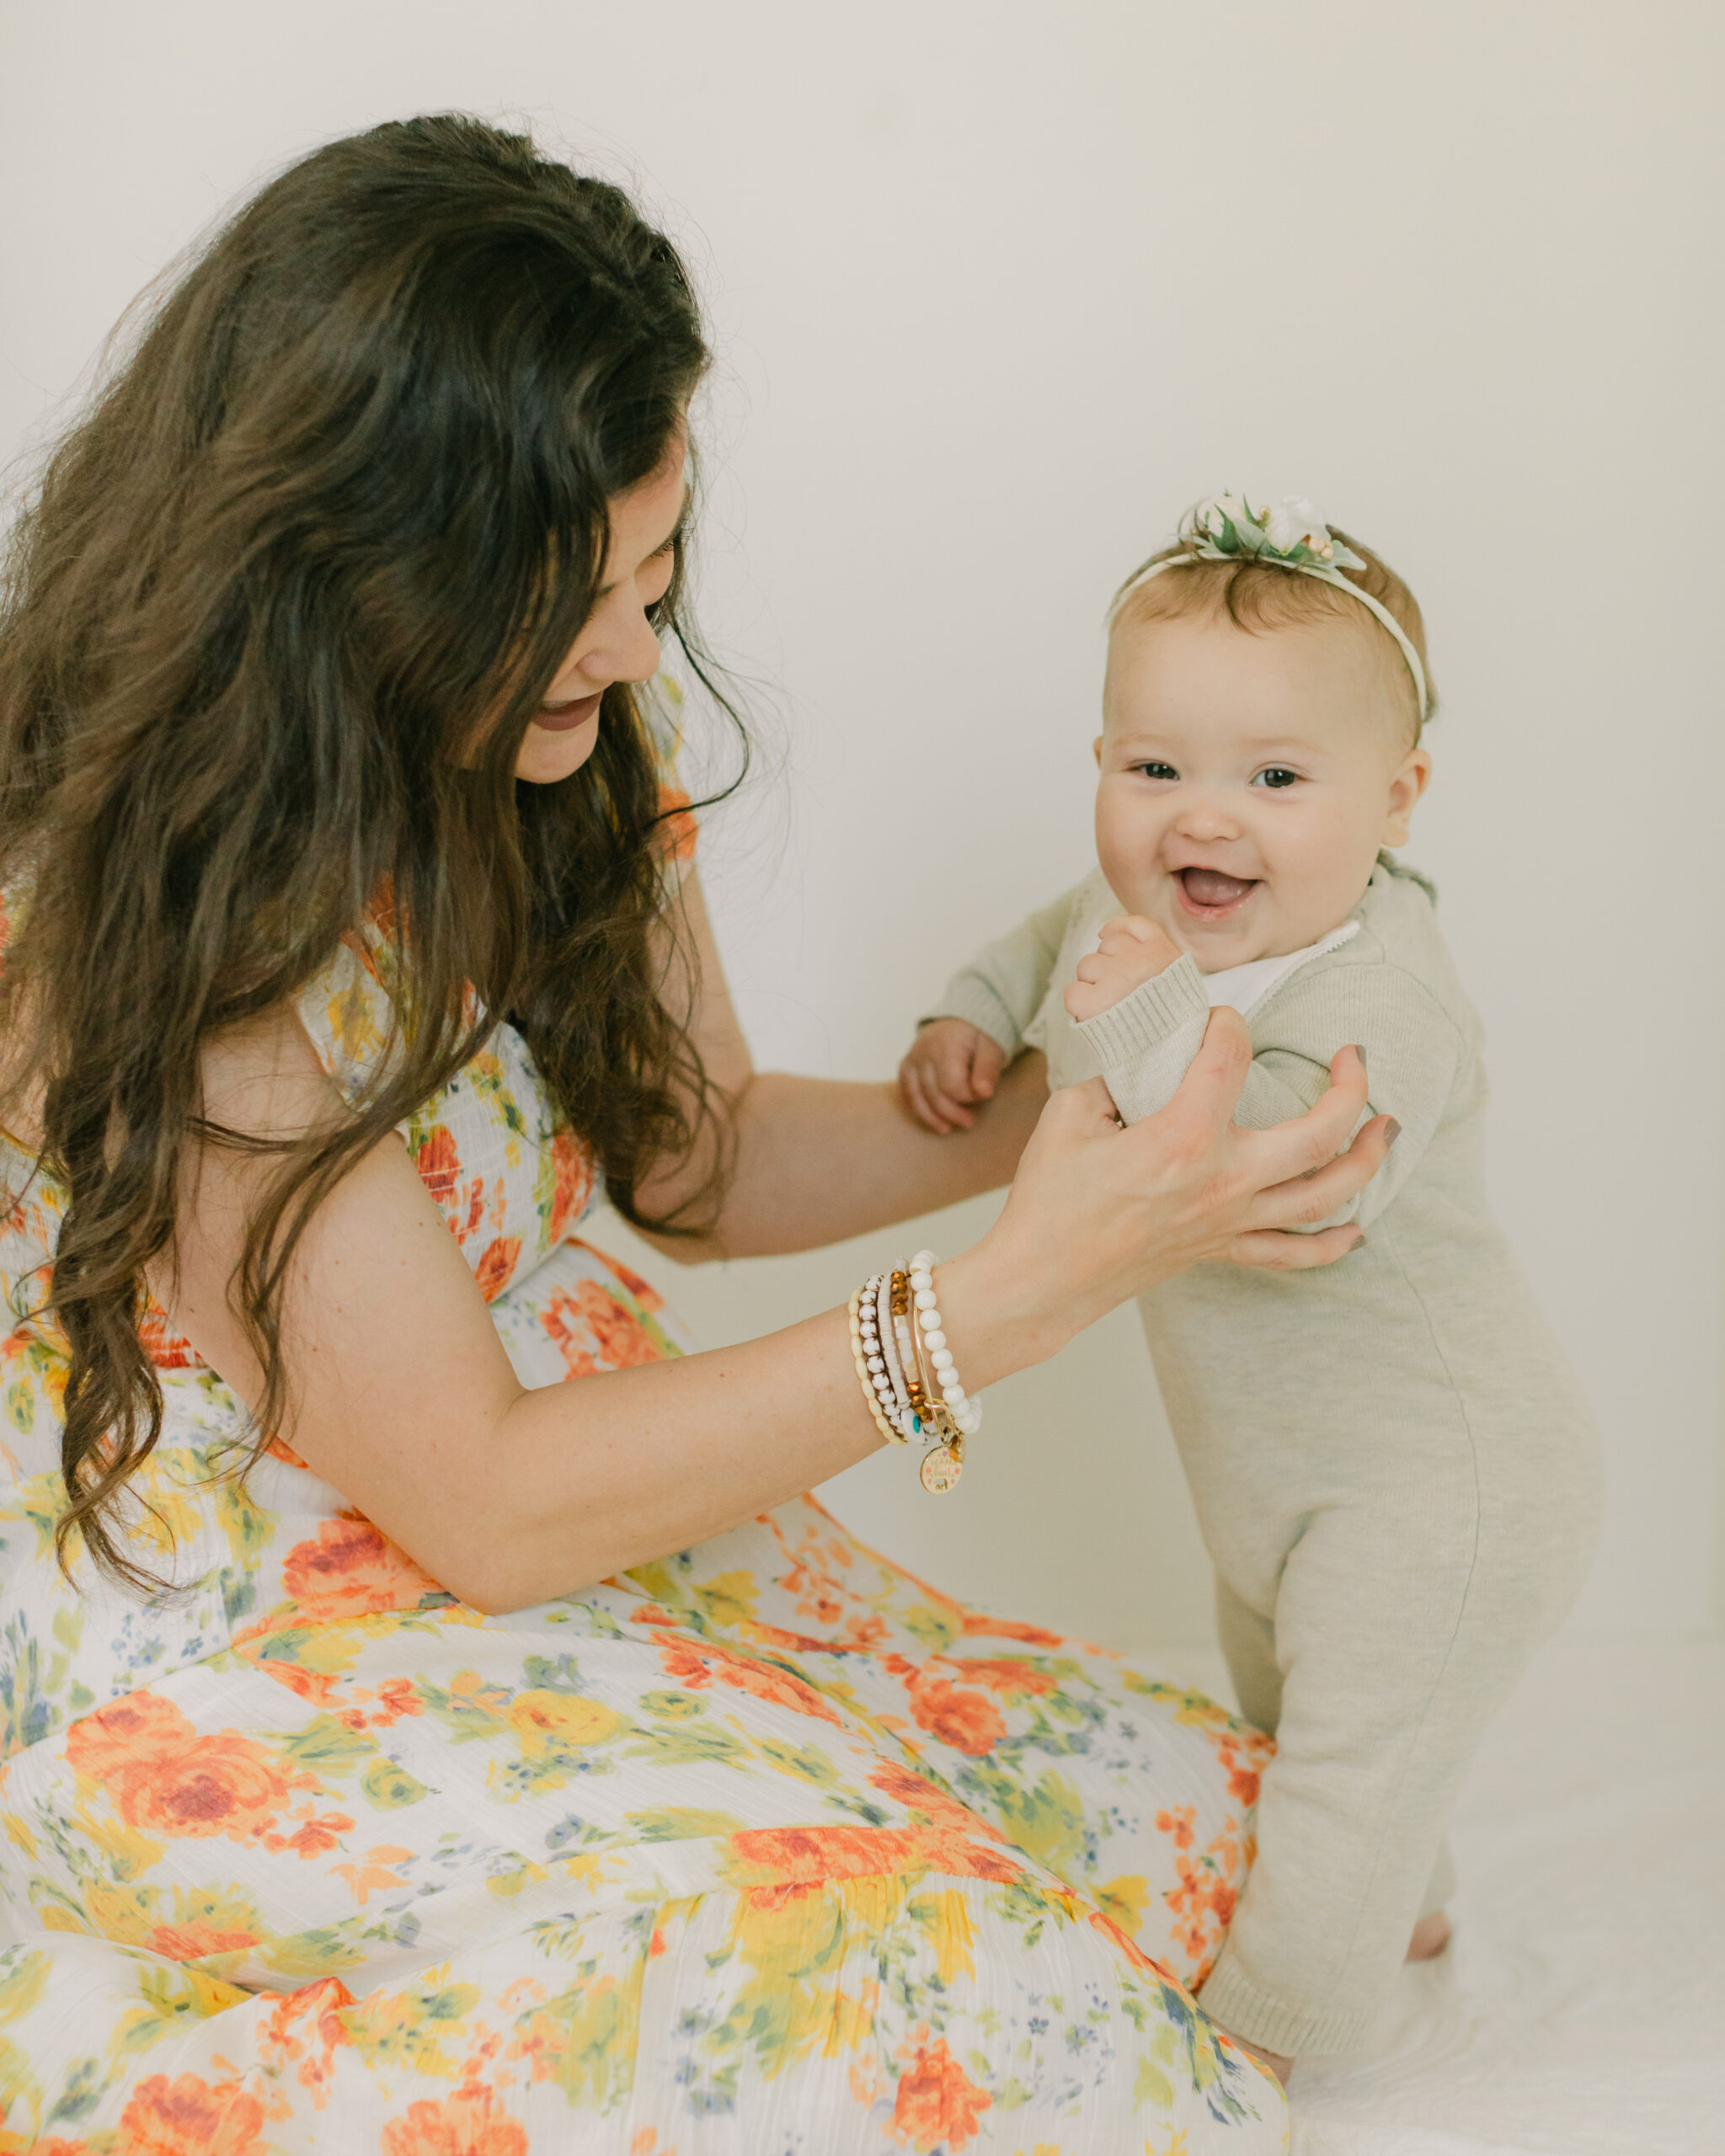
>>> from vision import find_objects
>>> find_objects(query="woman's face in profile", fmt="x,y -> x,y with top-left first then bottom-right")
514,439 -> 687,785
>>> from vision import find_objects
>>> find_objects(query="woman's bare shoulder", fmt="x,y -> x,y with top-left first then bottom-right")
197,995 -> 350,1143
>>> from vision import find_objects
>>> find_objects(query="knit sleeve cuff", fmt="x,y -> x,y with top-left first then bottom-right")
1076,955 -> 1210,1125
1077,953 -> 1209,1063
919,976 -> 1024,1060
1195,1945 -> 1381,2060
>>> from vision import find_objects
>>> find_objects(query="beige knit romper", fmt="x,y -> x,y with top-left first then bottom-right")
930,855 -> 1603,2057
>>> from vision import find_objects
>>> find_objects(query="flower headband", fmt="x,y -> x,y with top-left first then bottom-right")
1119,492 -> 1429,723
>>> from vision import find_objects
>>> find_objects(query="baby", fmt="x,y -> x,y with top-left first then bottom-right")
900,495 -> 1603,2073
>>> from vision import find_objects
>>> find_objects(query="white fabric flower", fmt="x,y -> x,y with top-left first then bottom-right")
1263,495 -> 1333,556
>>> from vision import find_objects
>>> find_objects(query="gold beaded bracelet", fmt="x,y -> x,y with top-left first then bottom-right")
848,1280 -> 908,1445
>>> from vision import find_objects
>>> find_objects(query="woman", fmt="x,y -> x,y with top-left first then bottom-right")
0,118 -> 1385,2151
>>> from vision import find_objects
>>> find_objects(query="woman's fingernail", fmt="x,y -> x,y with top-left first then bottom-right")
1385,1118 -> 1402,1145
1350,1044 -> 1367,1071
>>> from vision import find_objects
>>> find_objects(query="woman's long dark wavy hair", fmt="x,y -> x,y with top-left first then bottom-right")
0,115 -> 740,1591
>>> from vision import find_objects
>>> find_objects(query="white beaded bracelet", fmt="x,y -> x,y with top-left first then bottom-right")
850,1280 -> 907,1444
857,1273 -> 914,1443
910,1248 -> 982,1437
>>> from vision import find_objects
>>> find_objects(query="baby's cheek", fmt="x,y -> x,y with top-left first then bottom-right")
1095,806 -> 1172,926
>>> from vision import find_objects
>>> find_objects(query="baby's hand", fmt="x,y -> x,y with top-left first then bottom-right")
900,1019 -> 1007,1134
1063,915 -> 1183,1023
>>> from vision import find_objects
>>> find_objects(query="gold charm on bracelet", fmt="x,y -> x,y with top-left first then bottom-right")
920,1435 -> 964,1494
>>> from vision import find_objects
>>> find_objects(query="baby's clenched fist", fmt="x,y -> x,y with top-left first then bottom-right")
1062,915 -> 1183,1024
900,1018 -> 1007,1134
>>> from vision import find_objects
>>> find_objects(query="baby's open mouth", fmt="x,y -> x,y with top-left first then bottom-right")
1178,866 -> 1258,913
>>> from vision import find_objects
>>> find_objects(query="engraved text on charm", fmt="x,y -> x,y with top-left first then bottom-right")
920,1444 -> 963,1495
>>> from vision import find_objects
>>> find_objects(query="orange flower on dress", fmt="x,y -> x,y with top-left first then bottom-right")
571,1280 -> 659,1367
907,1678 -> 1006,1758
1156,1804 -> 1196,1851
67,1691 -> 296,1844
959,1611 -> 1063,1646
1214,1726 -> 1268,1807
1156,1810 -> 1246,1977
656,1639 -> 842,1726
905,1825 -> 1023,1886
866,1759 -> 1007,1843
473,1236 -> 521,1301
1086,1906 -> 1182,1988
415,1124 -> 462,1208
116,2071 -> 268,2156
545,1127 -> 595,1245
570,1238 -> 664,1312
656,783 -> 699,868
730,1822 -> 924,1891
943,1656 -> 1059,1696
279,1513 -> 446,1620
64,1690 -> 195,1781
147,1919 -> 259,1961
127,1732 -> 295,1844
539,1279 -> 660,1377
136,1296 -> 204,1371
730,1822 -> 929,1908
890,2038 -> 991,2153
259,1978 -> 356,2106
381,2082 -> 528,2156
238,1656 -> 338,1709
728,1822 -> 1020,1907
742,1621 -> 839,1655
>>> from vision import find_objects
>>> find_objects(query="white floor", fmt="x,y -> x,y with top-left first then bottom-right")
1151,1638 -> 1725,2156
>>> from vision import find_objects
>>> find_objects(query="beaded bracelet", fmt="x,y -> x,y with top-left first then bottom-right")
850,1278 -> 909,1444
875,1272 -> 916,1435
844,1251 -> 982,1493
909,1249 -> 982,1438
891,1269 -> 963,1454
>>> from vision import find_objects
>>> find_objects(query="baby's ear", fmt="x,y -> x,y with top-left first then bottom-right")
1383,744 -> 1434,848
1092,734 -> 1103,768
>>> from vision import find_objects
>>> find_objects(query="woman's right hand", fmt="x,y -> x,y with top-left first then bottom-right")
937,1008 -> 1388,1384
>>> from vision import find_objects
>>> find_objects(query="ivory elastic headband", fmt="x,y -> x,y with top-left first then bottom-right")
1117,492 -> 1429,724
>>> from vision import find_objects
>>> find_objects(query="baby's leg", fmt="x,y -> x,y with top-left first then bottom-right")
1410,1839 -> 1456,1956
1215,1573 -> 1283,1737
1217,1573 -> 1455,1965
1195,1491 -> 1575,2059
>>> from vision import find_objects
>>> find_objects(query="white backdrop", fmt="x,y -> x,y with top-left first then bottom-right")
2,2 -> 1719,1647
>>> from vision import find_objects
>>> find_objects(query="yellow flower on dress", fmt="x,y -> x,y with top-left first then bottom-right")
505,1690 -> 622,1757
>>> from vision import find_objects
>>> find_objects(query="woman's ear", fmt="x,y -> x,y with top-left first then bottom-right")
1382,744 -> 1434,849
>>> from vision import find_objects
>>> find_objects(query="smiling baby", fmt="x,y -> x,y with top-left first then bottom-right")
900,495 -> 1603,2075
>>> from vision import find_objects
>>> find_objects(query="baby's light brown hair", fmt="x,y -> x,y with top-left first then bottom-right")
1108,530 -> 1436,741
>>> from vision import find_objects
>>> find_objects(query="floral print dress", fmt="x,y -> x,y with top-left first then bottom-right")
0,818 -> 1284,2153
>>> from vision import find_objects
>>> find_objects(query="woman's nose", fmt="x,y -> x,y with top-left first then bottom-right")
579,595 -> 662,686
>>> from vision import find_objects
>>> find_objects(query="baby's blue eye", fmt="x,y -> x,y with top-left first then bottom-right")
1134,761 -> 1179,782
1253,766 -> 1300,790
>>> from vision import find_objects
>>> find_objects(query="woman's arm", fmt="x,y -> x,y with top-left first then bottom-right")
155,989 -> 1387,1616
636,869 -> 1050,1258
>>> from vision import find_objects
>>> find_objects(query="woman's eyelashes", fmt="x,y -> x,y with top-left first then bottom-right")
640,538 -> 678,604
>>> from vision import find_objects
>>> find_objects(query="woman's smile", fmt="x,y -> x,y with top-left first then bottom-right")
532,687 -> 604,734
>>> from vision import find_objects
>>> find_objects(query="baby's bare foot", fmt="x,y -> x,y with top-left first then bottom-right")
1407,1910 -> 1452,1961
